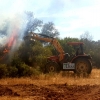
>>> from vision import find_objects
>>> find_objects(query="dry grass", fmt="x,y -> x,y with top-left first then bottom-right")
0,69 -> 100,100
0,69 -> 100,86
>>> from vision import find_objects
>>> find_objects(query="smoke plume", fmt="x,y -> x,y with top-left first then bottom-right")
0,13 -> 27,54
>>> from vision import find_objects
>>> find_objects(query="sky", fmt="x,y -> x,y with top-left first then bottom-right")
0,0 -> 100,41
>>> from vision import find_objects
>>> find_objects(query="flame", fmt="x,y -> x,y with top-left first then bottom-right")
2,34 -> 17,54
3,28 -> 18,54
0,17 -> 21,62
3,48 -> 9,53
8,26 -> 18,47
8,33 -> 17,48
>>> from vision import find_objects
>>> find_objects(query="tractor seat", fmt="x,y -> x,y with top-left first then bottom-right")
64,53 -> 70,60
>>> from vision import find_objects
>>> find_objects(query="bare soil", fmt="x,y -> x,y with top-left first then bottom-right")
0,83 -> 100,100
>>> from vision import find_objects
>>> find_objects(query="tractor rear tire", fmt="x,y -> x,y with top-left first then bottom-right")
45,62 -> 60,73
75,58 -> 92,76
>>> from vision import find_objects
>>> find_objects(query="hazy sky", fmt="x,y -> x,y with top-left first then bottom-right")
0,0 -> 100,41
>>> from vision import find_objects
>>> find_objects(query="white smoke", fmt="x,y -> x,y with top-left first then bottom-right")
0,13 -> 28,51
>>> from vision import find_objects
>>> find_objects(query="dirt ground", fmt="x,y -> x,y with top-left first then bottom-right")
0,83 -> 100,100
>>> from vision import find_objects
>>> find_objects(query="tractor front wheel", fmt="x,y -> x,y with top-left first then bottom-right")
45,62 -> 60,73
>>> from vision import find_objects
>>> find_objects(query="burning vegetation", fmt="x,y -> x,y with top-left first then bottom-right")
0,12 -> 59,78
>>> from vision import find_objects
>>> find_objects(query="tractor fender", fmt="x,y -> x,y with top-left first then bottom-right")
70,55 -> 92,63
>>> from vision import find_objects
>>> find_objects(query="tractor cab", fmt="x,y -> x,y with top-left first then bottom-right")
67,42 -> 84,56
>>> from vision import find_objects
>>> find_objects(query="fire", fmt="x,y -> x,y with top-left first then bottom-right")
0,17 -> 22,62
7,31 -> 17,48
3,28 -> 18,54
3,48 -> 9,53
7,25 -> 18,48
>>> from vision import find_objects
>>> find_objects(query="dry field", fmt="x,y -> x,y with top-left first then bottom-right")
0,69 -> 100,100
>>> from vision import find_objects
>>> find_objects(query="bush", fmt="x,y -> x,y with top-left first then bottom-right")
11,56 -> 22,68
7,66 -> 18,77
17,63 -> 34,77
0,64 -> 8,78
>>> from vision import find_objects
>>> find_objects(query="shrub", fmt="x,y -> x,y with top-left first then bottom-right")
7,66 -> 18,77
17,63 -> 34,77
0,64 -> 8,78
11,56 -> 22,68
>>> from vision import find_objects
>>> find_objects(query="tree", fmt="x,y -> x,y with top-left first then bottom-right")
80,31 -> 93,54
80,31 -> 93,41
41,22 -> 59,37
80,32 -> 100,68
58,37 -> 80,54
23,11 -> 43,36
18,40 -> 52,67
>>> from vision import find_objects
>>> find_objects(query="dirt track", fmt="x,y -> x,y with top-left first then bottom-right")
0,84 -> 100,100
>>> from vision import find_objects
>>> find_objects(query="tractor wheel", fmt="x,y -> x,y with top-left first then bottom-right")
75,58 -> 92,76
45,62 -> 60,73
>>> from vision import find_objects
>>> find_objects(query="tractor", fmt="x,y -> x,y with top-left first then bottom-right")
24,32 -> 92,75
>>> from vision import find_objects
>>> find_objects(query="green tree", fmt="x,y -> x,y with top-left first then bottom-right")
58,37 -> 80,54
18,40 -> 52,68
41,22 -> 59,37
